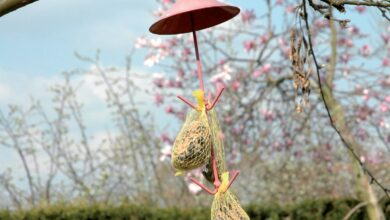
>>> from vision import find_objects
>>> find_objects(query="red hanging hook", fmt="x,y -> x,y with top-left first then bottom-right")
177,87 -> 224,112
189,146 -> 240,195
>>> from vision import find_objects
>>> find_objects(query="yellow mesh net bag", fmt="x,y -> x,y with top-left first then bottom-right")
202,109 -> 226,182
211,172 -> 250,220
171,90 -> 212,172
172,90 -> 249,219
206,109 -> 249,220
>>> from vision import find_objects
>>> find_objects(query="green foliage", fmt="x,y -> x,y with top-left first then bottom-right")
0,198 -> 388,220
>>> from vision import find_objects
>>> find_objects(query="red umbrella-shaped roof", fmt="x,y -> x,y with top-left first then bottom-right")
149,0 -> 240,35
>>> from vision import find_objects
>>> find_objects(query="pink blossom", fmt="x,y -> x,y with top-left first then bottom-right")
165,106 -> 175,114
323,154 -> 331,162
223,116 -> 233,124
285,5 -> 295,13
159,145 -> 172,162
144,54 -> 161,67
272,141 -> 282,151
354,85 -> 363,94
253,70 -> 262,78
167,38 -> 178,47
188,182 -> 202,195
135,37 -> 148,48
182,47 -> 191,56
379,119 -> 389,128
342,67 -> 351,75
232,80 -> 240,91
259,33 -> 270,44
338,38 -> 354,47
360,44 -> 372,57
340,53 -> 352,63
261,109 -> 275,122
381,33 -> 390,44
190,69 -> 197,76
244,40 -> 256,52
150,38 -> 162,48
366,153 -> 383,165
210,64 -> 233,83
241,10 -> 256,24
153,7 -> 164,17
152,73 -> 165,88
278,38 -> 290,58
278,37 -> 287,47
276,0 -> 284,5
185,169 -> 203,181
355,5 -> 366,13
160,133 -> 172,144
165,79 -> 175,88
381,77 -> 390,87
174,78 -> 183,88
176,110 -> 185,120
314,19 -> 328,29
355,105 -> 373,121
181,47 -> 192,61
379,102 -> 389,112
232,126 -> 244,136
363,88 -> 369,95
382,58 -> 390,67
356,128 -> 368,141
385,96 -> 390,102
219,59 -> 227,65
348,26 -> 360,35
285,139 -> 293,148
154,93 -> 164,105
253,64 -> 271,77
261,63 -> 271,73
177,69 -> 185,78
363,89 -> 370,101
218,34 -> 226,41
215,81 -> 226,91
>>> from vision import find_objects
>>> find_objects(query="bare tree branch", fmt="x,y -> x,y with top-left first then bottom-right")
0,0 -> 38,17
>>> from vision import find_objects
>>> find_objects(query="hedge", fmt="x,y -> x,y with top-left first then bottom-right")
0,198 -> 389,220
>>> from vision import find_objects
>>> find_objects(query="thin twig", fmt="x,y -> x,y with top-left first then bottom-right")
302,0 -> 390,199
342,202 -> 368,220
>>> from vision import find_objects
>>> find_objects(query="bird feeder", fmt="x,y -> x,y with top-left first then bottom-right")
149,0 -> 240,195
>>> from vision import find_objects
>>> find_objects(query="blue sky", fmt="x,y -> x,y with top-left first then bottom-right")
0,0 -> 156,76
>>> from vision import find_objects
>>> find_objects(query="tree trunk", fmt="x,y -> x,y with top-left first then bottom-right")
0,0 -> 38,17
323,15 -> 385,220
323,87 -> 384,219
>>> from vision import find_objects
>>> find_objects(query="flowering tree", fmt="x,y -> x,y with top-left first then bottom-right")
139,0 -> 390,219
